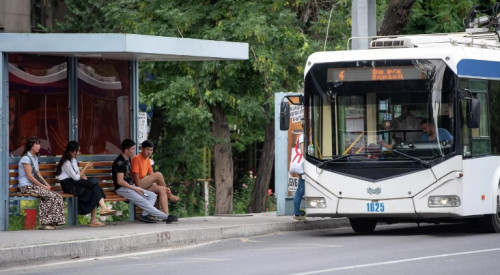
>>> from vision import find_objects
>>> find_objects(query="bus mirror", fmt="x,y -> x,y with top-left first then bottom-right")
299,95 -> 304,105
467,97 -> 480,128
279,100 -> 290,131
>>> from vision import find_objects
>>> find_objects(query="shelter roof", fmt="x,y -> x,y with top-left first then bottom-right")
0,33 -> 248,61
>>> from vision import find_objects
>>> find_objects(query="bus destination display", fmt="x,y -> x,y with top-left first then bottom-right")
327,66 -> 426,82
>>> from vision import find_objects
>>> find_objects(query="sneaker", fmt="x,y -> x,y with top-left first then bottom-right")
164,215 -> 178,224
292,215 -> 306,221
138,215 -> 158,223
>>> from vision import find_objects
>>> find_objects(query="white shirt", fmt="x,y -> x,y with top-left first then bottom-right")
57,158 -> 81,181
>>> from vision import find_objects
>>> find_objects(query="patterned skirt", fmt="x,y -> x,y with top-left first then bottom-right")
20,185 -> 65,226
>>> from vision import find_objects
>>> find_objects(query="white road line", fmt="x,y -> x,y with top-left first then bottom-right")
291,247 -> 500,275
0,241 -> 220,272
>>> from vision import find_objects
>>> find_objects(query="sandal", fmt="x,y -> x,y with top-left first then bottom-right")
100,209 -> 116,216
39,225 -> 56,230
89,219 -> 105,227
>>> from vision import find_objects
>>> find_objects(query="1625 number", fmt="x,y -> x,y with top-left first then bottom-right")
366,202 -> 385,212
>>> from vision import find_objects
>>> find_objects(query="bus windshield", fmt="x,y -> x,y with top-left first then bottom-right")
304,59 -> 456,163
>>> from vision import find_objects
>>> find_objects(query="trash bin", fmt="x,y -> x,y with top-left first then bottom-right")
24,208 -> 37,230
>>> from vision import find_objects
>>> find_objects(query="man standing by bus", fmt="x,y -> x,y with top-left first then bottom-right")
131,140 -> 180,216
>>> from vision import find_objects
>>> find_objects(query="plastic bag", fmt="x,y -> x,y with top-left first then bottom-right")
289,137 -> 304,175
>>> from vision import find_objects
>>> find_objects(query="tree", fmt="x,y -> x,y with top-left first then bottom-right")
136,0 -> 310,214
378,0 -> 417,35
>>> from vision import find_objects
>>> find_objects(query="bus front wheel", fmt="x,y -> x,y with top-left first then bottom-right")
479,190 -> 500,233
349,218 -> 377,233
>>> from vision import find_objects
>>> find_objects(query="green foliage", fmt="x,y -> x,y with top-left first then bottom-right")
77,201 -> 130,225
168,180 -> 215,217
8,215 -> 25,231
403,0 -> 498,34
233,173 -> 255,214
56,0 -> 143,33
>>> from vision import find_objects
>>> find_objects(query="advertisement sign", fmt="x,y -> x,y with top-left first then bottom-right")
287,98 -> 303,196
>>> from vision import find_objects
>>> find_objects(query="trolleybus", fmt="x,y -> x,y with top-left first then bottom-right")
283,11 -> 500,233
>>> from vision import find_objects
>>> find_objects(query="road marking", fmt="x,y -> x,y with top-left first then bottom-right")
296,243 -> 343,248
239,237 -> 259,243
0,241 -> 220,272
291,247 -> 500,275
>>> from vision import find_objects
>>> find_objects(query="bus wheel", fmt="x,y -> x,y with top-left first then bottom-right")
479,187 -> 500,233
349,218 -> 377,233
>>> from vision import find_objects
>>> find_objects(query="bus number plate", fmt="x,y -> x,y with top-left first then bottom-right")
366,202 -> 385,213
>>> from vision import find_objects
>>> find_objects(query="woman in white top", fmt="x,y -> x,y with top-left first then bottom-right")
56,141 -> 116,227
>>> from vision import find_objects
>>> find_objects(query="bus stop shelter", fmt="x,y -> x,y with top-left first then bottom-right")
0,33 -> 248,231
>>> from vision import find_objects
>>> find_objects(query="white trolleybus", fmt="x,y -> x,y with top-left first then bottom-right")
282,14 -> 500,233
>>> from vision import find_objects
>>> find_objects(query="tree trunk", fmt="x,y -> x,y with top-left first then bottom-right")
210,103 -> 233,214
246,118 -> 275,213
148,107 -> 164,147
378,0 -> 417,36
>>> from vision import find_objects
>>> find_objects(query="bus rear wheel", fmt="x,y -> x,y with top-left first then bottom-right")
349,218 -> 377,233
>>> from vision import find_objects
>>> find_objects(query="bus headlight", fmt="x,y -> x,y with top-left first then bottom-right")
305,197 -> 326,208
428,196 -> 460,207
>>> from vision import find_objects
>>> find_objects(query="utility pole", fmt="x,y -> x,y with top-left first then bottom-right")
351,0 -> 376,50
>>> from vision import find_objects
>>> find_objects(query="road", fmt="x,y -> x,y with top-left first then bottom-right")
4,222 -> 500,275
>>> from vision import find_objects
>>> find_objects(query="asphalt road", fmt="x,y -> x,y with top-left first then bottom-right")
5,222 -> 500,275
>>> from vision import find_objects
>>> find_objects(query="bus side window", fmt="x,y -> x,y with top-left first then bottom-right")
470,81 -> 491,156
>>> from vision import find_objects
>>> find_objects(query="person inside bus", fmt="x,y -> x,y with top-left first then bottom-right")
420,119 -> 453,143
379,120 -> 399,150
392,105 -> 422,141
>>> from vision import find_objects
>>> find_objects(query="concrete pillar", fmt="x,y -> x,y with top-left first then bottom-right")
351,0 -> 376,50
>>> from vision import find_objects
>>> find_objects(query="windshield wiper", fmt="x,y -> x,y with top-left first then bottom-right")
318,154 -> 368,168
390,149 -> 431,167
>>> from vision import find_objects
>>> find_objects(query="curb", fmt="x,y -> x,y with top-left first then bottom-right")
0,217 -> 349,267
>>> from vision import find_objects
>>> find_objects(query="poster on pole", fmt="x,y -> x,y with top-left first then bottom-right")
137,112 -> 148,145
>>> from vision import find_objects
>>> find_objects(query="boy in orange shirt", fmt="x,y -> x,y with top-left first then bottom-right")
131,140 -> 179,215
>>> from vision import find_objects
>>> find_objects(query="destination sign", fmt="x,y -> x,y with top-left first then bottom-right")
327,66 -> 426,82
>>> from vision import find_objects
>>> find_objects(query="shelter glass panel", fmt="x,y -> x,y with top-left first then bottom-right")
8,53 -> 69,156
77,58 -> 130,155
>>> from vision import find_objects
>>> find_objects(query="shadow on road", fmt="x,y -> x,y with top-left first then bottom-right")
309,221 -> 484,238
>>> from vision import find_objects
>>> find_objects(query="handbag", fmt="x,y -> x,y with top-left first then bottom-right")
25,154 -> 45,184
60,178 -> 85,196
289,136 -> 305,175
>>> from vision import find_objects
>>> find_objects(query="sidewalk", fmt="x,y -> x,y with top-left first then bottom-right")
0,212 -> 349,268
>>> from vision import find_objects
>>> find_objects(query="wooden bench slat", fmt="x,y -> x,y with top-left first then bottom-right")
85,169 -> 112,174
38,163 -> 58,169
